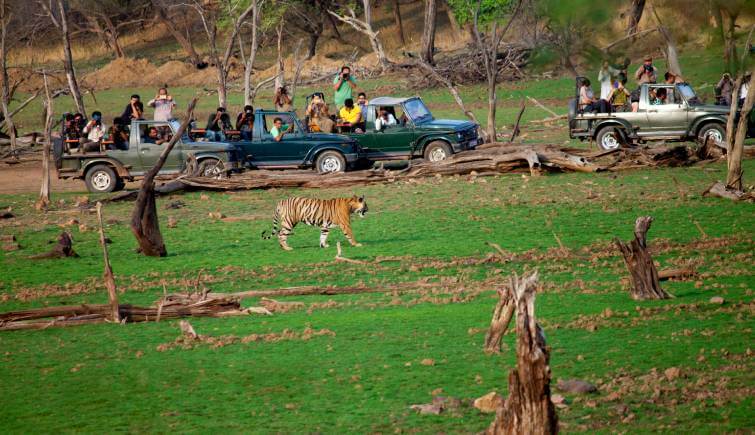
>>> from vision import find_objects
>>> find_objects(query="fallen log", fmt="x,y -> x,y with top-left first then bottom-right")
657,267 -> 696,281
702,181 -> 754,202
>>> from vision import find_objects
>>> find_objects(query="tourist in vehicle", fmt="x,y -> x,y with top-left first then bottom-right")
81,111 -> 107,152
108,117 -> 129,150
579,78 -> 609,113
270,117 -> 292,142
739,74 -> 751,107
338,98 -> 362,131
716,73 -> 734,106
634,56 -> 657,84
205,107 -> 231,141
650,88 -> 668,105
306,94 -> 334,133
357,92 -> 368,121
273,86 -> 293,112
148,87 -> 176,122
598,61 -> 619,101
630,87 -> 641,112
375,107 -> 397,130
236,105 -> 255,140
121,94 -> 144,121
143,126 -> 166,145
609,80 -> 631,111
333,65 -> 357,109
664,71 -> 684,84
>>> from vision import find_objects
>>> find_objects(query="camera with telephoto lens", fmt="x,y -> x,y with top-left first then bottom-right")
342,72 -> 349,79
643,64 -> 653,72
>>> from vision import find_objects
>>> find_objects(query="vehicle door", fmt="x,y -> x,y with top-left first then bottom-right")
365,104 -> 415,158
259,113 -> 309,165
645,84 -> 688,135
233,113 -> 266,166
136,122 -> 183,172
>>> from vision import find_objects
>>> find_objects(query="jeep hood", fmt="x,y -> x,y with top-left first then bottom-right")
416,119 -> 477,131
689,104 -> 730,115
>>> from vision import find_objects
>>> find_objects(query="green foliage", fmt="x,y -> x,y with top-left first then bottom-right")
446,0 -> 515,25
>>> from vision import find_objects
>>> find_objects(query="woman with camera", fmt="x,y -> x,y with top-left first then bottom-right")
148,87 -> 176,122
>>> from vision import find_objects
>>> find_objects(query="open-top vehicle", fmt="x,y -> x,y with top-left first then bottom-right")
56,119 -> 241,193
568,78 -> 755,150
303,95 -> 479,162
221,109 -> 361,173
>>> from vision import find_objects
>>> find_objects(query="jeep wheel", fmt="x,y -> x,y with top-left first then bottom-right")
424,141 -> 452,162
315,151 -> 346,173
197,158 -> 226,179
85,164 -> 120,193
596,127 -> 624,150
697,123 -> 725,146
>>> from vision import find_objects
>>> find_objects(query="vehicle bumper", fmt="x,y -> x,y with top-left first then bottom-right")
344,152 -> 360,163
452,139 -> 478,153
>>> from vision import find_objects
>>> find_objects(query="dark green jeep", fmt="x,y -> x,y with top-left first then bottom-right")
346,97 -> 479,162
56,120 -> 241,193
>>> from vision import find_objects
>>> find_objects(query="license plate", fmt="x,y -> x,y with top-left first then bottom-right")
468,139 -> 478,148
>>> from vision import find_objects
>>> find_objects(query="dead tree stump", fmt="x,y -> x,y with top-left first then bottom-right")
29,231 -> 78,259
130,98 -> 197,257
484,284 -> 514,353
614,216 -> 672,300
96,202 -> 120,322
487,271 -> 558,435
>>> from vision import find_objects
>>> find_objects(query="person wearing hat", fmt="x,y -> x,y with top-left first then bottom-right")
634,56 -> 658,84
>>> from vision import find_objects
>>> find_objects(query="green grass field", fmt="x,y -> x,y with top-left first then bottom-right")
1,46 -> 754,432
1,158 -> 753,433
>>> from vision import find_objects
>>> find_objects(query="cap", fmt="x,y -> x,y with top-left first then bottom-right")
643,55 -> 652,61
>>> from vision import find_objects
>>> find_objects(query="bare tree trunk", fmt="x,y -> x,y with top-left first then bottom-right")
727,73 -> 755,190
393,0 -> 405,46
626,0 -> 645,36
483,284 -> 514,353
486,79 -> 497,141
329,1 -> 389,68
650,6 -> 682,77
421,0 -> 437,64
131,98 -> 197,257
723,11 -> 739,73
96,202 -> 120,322
243,0 -> 260,107
36,71 -> 53,211
101,14 -> 124,58
275,20 -> 284,90
216,66 -> 228,109
0,0 -> 17,157
153,1 -> 202,67
56,0 -> 85,115
725,75 -> 743,149
614,216 -> 672,300
487,271 -> 558,435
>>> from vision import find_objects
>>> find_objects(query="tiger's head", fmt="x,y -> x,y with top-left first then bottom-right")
349,195 -> 368,218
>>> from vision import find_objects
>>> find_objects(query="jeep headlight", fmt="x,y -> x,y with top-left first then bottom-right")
456,131 -> 464,140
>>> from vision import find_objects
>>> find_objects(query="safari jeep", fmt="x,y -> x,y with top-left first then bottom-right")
56,120 -> 241,193
226,109 -> 362,173
347,97 -> 479,162
569,79 -> 755,150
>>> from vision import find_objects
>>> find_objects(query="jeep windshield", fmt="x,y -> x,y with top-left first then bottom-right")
405,99 -> 433,123
677,83 -> 701,105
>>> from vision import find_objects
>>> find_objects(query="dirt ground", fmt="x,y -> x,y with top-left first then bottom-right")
0,158 -> 139,194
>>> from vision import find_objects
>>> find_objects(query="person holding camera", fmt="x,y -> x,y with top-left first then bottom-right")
716,73 -> 734,106
333,65 -> 357,109
273,87 -> 293,112
148,87 -> 176,122
81,111 -> 107,152
236,105 -> 255,140
121,94 -> 144,121
634,56 -> 657,84
205,107 -> 232,141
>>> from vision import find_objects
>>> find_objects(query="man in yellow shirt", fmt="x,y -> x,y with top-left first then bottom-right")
338,98 -> 361,125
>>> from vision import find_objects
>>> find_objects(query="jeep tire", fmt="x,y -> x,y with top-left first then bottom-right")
424,141 -> 452,162
596,127 -> 625,150
197,158 -> 226,179
85,164 -> 120,193
315,151 -> 346,173
697,123 -> 725,146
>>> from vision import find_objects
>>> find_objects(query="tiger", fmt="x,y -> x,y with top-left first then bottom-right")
261,195 -> 368,251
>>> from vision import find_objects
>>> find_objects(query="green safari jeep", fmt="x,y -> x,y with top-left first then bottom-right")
55,119 -> 241,193
337,96 -> 479,162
